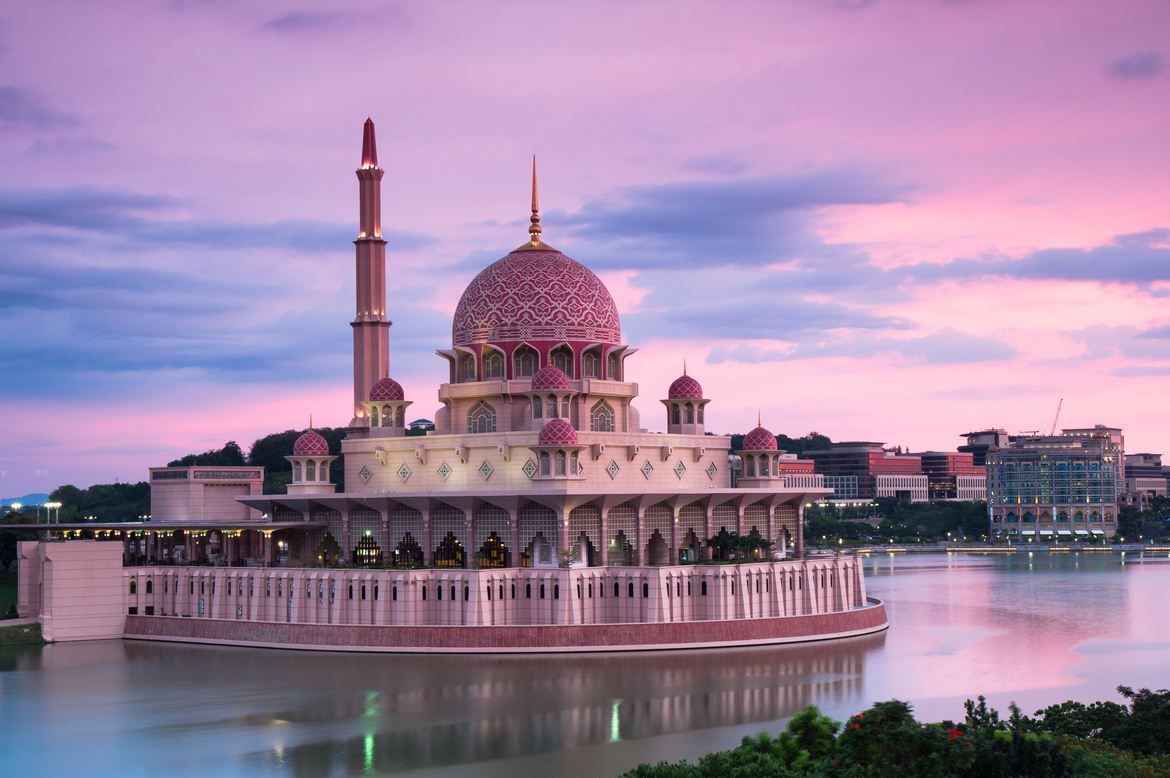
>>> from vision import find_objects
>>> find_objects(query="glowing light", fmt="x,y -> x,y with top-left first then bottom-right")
364,733 -> 375,773
610,700 -> 622,742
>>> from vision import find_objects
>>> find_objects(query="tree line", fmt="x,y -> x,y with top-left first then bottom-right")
623,685 -> 1170,777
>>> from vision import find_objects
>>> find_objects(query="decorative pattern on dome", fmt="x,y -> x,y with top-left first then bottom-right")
451,248 -> 622,347
369,377 -> 405,401
742,426 -> 778,451
667,374 -> 704,399
293,429 -> 329,456
530,365 -> 570,391
538,418 -> 578,446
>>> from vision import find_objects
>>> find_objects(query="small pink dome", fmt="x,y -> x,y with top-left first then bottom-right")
293,429 -> 330,456
742,426 -> 778,451
538,418 -> 578,446
531,365 -> 570,391
369,377 -> 404,402
667,374 -> 703,399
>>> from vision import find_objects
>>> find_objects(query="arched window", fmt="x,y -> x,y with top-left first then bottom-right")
484,350 -> 504,379
551,345 -> 573,377
548,394 -> 559,418
460,354 -> 476,383
395,406 -> 405,427
467,401 -> 496,433
561,398 -> 570,418
570,451 -> 579,475
670,404 -> 680,425
698,405 -> 704,424
590,400 -> 615,432
582,350 -> 601,378
685,403 -> 695,424
293,462 -> 302,481
555,450 -> 567,476
532,395 -> 543,419
745,457 -> 756,477
772,457 -> 779,477
607,353 -> 620,381
514,345 -> 538,377
370,406 -> 381,426
306,460 -> 317,481
129,580 -> 137,595
539,451 -> 551,476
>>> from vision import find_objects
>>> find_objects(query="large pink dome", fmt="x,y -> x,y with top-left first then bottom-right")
369,377 -> 404,402
667,374 -> 703,399
742,426 -> 778,451
293,429 -> 330,456
531,365 -> 570,391
451,245 -> 621,348
538,417 -> 579,446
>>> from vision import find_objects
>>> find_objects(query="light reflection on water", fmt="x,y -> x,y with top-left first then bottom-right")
2,552 -> 1168,777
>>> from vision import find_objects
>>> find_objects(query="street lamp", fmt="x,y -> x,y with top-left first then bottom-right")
44,501 -> 61,524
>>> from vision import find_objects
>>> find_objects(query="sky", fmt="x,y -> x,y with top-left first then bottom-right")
1,0 -> 1169,496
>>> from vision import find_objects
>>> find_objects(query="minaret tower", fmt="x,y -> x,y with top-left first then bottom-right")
351,118 -> 390,425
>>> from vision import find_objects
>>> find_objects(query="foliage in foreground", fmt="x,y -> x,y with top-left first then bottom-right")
621,687 -> 1170,777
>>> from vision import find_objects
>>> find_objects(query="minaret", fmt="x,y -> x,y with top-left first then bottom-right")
351,118 -> 390,425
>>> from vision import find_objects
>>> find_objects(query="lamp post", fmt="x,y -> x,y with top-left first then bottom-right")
44,501 -> 61,524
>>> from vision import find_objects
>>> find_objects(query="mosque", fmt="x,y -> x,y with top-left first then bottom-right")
15,120 -> 887,651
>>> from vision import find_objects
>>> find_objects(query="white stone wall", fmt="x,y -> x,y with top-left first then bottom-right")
37,541 -> 126,642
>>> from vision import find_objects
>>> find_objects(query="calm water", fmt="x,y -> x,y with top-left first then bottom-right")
3,552 -> 1169,777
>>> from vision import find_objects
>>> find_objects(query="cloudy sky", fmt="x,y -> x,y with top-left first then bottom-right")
2,1 -> 1169,495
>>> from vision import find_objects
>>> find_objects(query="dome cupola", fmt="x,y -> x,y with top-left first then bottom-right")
662,362 -> 710,435
293,429 -> 330,456
287,425 -> 338,495
742,425 -> 778,452
531,365 -> 570,391
538,417 -> 578,446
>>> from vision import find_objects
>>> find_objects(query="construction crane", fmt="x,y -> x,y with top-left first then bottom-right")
1049,398 -> 1064,436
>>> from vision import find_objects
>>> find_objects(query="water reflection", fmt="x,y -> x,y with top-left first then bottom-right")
6,553 -> 1170,778
114,634 -> 883,775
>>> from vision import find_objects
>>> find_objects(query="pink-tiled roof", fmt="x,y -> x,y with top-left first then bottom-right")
369,376 -> 404,401
538,417 -> 578,446
667,374 -> 703,399
293,429 -> 330,456
531,365 -> 570,391
742,426 -> 778,451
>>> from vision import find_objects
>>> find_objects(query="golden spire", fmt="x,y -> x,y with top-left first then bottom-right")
529,155 -> 542,245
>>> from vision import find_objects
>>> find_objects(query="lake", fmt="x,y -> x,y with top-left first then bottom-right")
2,552 -> 1168,777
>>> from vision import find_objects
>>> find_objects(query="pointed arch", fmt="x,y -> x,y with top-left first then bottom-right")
590,399 -> 615,432
549,343 -> 574,378
467,401 -> 497,433
513,343 -> 539,378
483,346 -> 505,379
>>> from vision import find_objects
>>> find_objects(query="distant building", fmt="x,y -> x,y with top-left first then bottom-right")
407,418 -> 435,432
1062,425 -> 1125,496
805,442 -> 928,503
986,427 -> 1122,540
917,452 -> 986,502
1124,453 -> 1168,509
959,429 -> 1009,467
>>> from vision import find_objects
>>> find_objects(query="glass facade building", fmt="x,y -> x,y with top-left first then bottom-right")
986,431 -> 1121,540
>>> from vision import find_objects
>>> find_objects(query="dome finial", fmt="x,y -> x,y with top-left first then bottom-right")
309,413 -> 314,430
683,357 -> 687,376
529,155 -> 542,244
757,409 -> 762,427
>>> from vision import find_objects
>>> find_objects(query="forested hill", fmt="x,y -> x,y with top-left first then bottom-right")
728,431 -> 832,454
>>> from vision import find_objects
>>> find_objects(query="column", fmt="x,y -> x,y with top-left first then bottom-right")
421,504 -> 433,567
380,513 -> 391,565
670,507 -> 681,565
340,511 -> 352,565
556,508 -> 567,566
635,506 -> 647,566
599,507 -> 609,566
509,509 -> 521,569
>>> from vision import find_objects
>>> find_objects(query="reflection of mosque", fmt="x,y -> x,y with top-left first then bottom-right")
105,635 -> 883,774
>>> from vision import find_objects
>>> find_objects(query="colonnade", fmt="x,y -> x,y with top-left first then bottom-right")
122,556 -> 867,627
263,494 -> 808,569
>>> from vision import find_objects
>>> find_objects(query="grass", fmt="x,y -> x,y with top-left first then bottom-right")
0,621 -> 43,646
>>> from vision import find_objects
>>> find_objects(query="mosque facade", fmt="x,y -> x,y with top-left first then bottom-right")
16,120 -> 887,651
